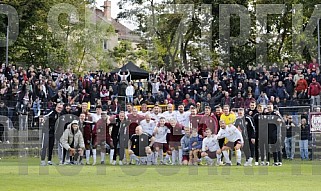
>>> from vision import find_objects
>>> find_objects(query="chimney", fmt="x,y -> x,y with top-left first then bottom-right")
102,0 -> 111,21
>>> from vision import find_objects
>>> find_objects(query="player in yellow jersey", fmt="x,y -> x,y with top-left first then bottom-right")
219,105 -> 236,164
220,105 -> 236,125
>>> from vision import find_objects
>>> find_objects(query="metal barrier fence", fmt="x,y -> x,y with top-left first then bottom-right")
1,105 -> 321,160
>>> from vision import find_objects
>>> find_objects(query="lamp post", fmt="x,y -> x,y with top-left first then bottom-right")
318,18 -> 321,64
5,24 -> 9,68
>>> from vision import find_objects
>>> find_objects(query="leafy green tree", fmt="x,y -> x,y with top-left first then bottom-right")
0,0 -> 115,71
109,40 -> 137,66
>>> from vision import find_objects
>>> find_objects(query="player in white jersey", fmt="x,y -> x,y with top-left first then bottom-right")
176,104 -> 191,127
125,104 -> 133,117
138,103 -> 150,116
153,117 -> 170,164
90,105 -> 102,123
150,105 -> 163,123
162,104 -> 177,122
140,114 -> 157,136
201,128 -> 222,166
217,120 -> 244,166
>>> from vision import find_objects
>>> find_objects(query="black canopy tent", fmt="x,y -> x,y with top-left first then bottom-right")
111,61 -> 149,80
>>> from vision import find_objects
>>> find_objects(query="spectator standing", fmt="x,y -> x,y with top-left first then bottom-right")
295,74 -> 308,99
284,115 -> 296,160
299,118 -> 310,160
125,81 -> 135,104
308,78 -> 321,107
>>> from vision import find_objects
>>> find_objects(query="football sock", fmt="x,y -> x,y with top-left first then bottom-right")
86,150 -> 90,163
92,149 -> 97,163
159,149 -> 164,162
171,150 -> 177,164
222,150 -> 231,163
110,149 -> 114,163
236,149 -> 241,164
216,153 -> 222,164
178,149 -> 183,164
101,152 -> 105,162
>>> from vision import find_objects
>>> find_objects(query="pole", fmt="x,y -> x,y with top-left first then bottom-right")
5,25 -> 9,68
316,19 -> 321,111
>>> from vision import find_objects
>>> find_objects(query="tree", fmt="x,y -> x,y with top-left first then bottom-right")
0,0 -> 115,71
109,40 -> 137,66
117,0 -> 321,70
66,9 -> 115,73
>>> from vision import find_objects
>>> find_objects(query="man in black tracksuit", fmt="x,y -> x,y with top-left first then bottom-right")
235,108 -> 256,166
264,103 -> 283,166
109,111 -> 129,165
40,103 -> 63,166
253,104 -> 265,166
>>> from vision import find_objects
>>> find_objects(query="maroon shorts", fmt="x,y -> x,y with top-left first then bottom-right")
84,136 -> 97,147
168,141 -> 181,150
182,155 -> 189,161
206,151 -> 217,159
225,139 -> 242,148
153,142 -> 169,152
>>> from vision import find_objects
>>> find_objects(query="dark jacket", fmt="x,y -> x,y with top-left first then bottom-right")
44,109 -> 62,136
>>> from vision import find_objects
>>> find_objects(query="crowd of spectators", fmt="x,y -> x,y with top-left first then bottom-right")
0,58 -> 320,164
0,59 -> 319,124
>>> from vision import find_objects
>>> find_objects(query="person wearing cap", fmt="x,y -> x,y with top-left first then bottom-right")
308,78 -> 321,107
60,120 -> 85,165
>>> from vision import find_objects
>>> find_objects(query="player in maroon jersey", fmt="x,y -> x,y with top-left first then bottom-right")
166,118 -> 184,165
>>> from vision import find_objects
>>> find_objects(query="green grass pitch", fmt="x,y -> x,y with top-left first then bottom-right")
0,158 -> 321,191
